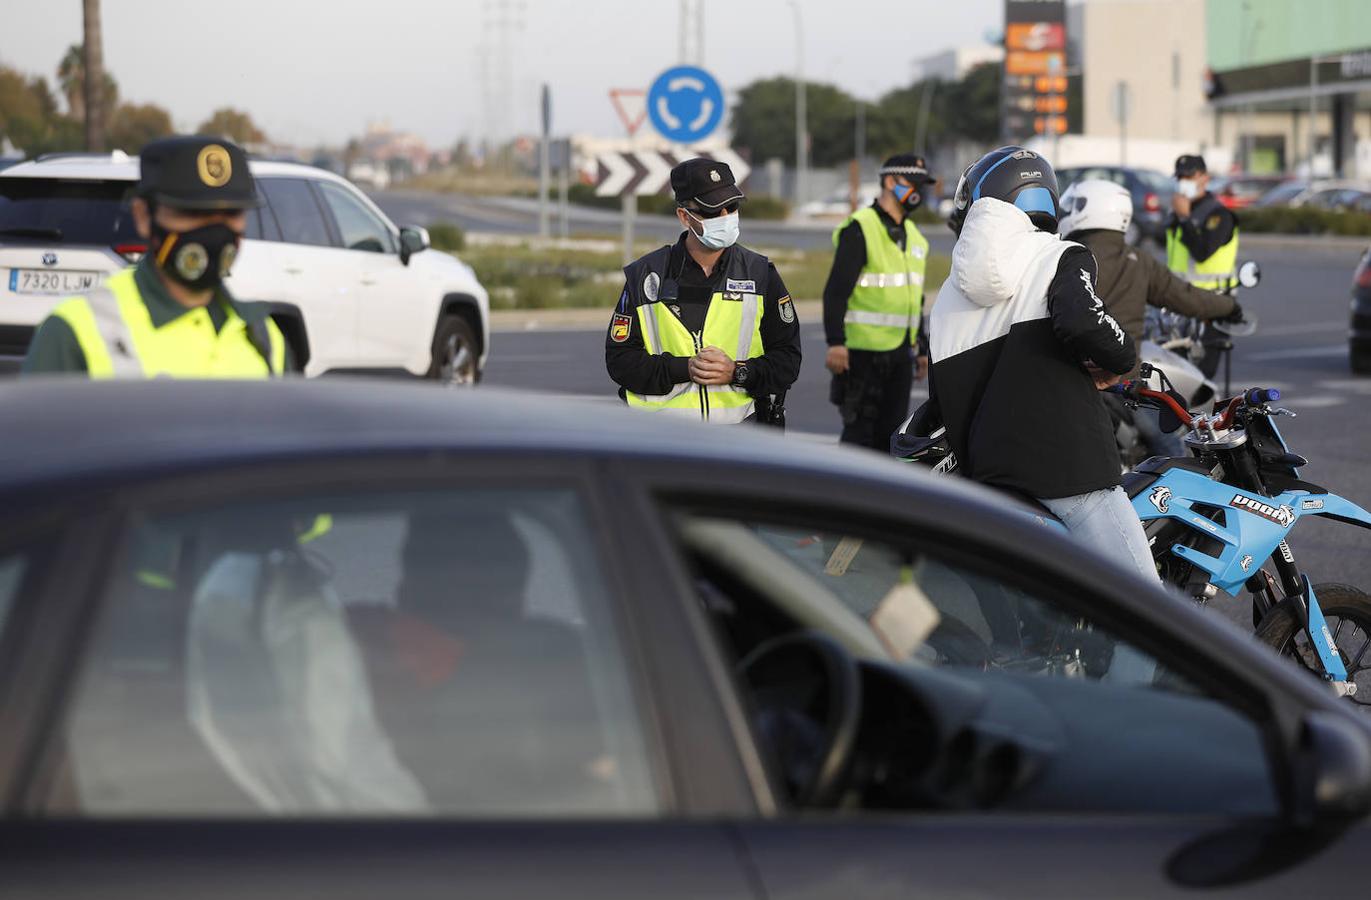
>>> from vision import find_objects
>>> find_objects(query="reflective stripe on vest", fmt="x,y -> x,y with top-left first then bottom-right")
834,207 -> 929,351
625,291 -> 762,422
1166,224 -> 1239,292
52,269 -> 285,378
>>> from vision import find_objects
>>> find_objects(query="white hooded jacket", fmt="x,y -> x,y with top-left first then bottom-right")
928,198 -> 1134,499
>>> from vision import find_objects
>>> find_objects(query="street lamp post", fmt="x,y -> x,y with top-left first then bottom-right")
789,1 -> 807,207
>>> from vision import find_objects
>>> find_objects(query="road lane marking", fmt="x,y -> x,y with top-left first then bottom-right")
1246,344 -> 1347,362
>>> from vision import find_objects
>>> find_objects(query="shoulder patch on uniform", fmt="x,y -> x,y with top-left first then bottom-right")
610,313 -> 632,343
643,272 -> 660,302
778,295 -> 795,323
1205,214 -> 1222,230
725,278 -> 757,293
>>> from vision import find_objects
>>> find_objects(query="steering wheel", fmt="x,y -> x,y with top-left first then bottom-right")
737,630 -> 863,808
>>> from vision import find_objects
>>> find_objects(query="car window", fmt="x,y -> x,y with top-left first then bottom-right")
50,486 -> 659,818
0,177 -> 140,246
670,509 -> 1278,818
316,181 -> 396,253
257,178 -> 332,247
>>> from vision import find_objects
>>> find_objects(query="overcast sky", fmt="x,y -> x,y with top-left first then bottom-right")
3,0 -> 1001,148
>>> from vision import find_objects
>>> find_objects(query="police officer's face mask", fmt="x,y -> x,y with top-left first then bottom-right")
685,208 -> 740,250
1176,178 -> 1201,200
892,180 -> 923,211
150,221 -> 243,292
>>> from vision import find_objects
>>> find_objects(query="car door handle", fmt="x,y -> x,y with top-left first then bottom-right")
284,266 -> 303,275
360,277 -> 377,286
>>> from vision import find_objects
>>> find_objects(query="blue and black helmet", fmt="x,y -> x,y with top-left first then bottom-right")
949,146 -> 1060,236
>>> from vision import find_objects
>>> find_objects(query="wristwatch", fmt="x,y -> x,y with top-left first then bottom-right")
731,362 -> 751,388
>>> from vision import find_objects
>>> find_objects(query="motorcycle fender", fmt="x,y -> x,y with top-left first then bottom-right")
1305,493 -> 1371,531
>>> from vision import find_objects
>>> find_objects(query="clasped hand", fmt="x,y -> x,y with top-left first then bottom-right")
689,345 -> 735,385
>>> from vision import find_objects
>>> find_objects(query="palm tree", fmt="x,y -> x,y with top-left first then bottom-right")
82,0 -> 105,151
58,44 -> 83,120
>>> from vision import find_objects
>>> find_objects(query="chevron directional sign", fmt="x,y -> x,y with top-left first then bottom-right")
595,147 -> 751,198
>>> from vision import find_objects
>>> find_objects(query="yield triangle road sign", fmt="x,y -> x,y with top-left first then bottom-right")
609,89 -> 648,137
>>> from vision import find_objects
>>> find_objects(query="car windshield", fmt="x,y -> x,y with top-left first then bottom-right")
0,177 -> 140,245
1135,169 -> 1173,195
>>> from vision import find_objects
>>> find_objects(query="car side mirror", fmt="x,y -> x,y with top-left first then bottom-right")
1295,711 -> 1371,827
1238,260 -> 1261,289
399,226 -> 430,266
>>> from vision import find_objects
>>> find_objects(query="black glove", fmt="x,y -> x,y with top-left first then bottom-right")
1217,301 -> 1245,324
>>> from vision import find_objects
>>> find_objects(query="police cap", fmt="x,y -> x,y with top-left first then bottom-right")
879,152 -> 935,185
671,157 -> 745,210
1174,154 -> 1207,178
137,135 -> 259,210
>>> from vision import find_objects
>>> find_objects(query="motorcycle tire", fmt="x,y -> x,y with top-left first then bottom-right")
1254,582 -> 1371,708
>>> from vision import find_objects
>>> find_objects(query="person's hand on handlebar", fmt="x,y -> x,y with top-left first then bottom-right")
1215,300 -> 1245,324
1085,363 -> 1122,390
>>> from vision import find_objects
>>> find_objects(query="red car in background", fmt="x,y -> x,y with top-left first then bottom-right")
1213,174 -> 1291,209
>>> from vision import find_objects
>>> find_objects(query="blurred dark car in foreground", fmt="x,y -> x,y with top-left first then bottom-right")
0,380 -> 1369,899
1352,247 -> 1371,374
1056,165 -> 1174,247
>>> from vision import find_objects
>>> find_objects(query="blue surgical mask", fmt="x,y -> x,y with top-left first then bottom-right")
686,209 -> 740,250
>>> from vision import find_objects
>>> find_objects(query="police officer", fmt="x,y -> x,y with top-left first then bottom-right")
822,153 -> 933,450
23,135 -> 288,377
1167,154 -> 1238,377
605,158 -> 801,424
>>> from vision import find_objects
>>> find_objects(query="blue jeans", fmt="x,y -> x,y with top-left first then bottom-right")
1133,406 -> 1185,458
1040,486 -> 1159,685
1040,487 -> 1158,583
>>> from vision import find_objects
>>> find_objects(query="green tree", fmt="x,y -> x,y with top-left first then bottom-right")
197,107 -> 266,145
730,77 -> 860,167
108,102 -> 174,151
57,42 -> 117,122
0,66 -> 82,156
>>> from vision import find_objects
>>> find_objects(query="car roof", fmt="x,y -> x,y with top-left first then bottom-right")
0,153 -> 348,186
0,379 -> 931,493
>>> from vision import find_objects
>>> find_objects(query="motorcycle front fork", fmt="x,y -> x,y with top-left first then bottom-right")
1256,542 -> 1350,682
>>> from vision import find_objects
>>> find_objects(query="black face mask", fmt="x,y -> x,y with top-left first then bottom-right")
150,221 -> 241,291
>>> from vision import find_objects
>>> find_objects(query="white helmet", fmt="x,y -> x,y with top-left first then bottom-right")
1058,178 -> 1133,237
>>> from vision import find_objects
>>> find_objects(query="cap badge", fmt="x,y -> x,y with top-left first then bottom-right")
710,169 -> 721,182
197,144 -> 232,188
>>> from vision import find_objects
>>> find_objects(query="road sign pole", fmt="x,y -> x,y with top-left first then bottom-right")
538,84 -> 551,238
622,193 -> 636,265
558,163 -> 569,239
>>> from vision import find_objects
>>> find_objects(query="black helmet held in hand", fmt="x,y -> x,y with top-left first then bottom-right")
949,146 -> 1060,236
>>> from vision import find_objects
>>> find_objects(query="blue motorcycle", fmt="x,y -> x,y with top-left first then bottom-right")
892,369 -> 1371,703
1114,366 -> 1371,704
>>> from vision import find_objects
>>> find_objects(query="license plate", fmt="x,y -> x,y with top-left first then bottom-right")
9,268 -> 101,295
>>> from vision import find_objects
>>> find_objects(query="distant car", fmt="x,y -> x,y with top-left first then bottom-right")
797,183 -> 881,219
0,152 -> 487,381
1055,165 -> 1173,247
1,378 -> 1370,898
1351,246 -> 1371,374
1212,175 -> 1289,210
1252,179 -> 1369,210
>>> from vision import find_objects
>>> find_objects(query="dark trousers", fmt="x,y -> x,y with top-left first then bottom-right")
833,346 -> 913,452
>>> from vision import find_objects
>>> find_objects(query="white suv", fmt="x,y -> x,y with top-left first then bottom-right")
0,152 -> 489,381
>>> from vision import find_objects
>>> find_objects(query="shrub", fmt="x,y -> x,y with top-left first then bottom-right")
426,222 -> 466,251
1239,206 -> 1371,236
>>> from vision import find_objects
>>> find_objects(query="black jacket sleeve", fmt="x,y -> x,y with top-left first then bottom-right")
1047,247 -> 1136,375
1143,253 -> 1237,320
20,315 -> 89,375
604,284 -> 691,396
1174,203 -> 1237,263
745,263 -> 802,396
821,221 -> 866,347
